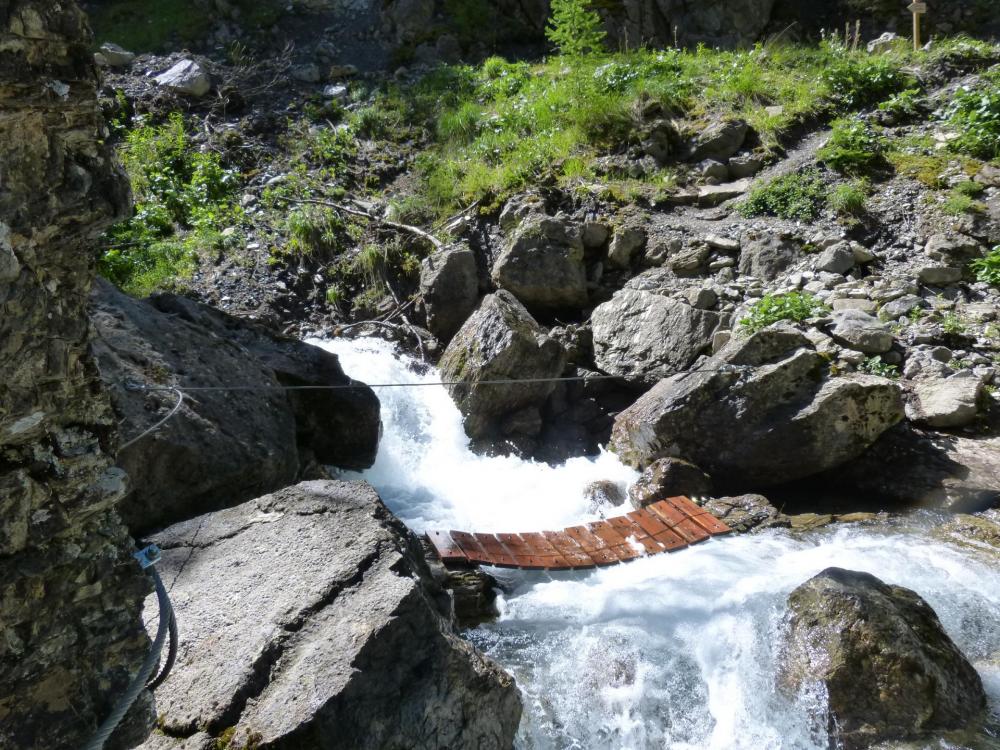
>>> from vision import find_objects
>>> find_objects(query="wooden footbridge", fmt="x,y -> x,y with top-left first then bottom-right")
426,496 -> 732,570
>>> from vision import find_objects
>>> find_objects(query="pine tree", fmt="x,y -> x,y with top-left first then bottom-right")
545,0 -> 607,57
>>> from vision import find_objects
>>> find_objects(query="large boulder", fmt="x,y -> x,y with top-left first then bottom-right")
138,480 -> 522,750
491,215 -> 588,313
609,325 -> 904,487
627,457 -> 713,508
780,568 -> 986,750
591,289 -> 725,387
438,290 -> 567,443
906,370 -> 984,428
419,244 -> 479,343
90,280 -> 380,533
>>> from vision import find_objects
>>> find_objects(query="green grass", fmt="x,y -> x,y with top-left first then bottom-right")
944,71 -> 1000,160
737,168 -> 829,221
830,179 -> 869,216
941,190 -> 985,216
740,292 -> 830,334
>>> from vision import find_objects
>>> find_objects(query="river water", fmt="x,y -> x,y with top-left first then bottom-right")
315,337 -> 1000,750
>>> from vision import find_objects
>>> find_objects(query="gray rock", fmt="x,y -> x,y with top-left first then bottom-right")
610,326 -> 904,486
739,234 -> 800,280
918,265 -> 963,285
438,291 -> 566,441
0,221 -> 19,282
906,371 -> 983,428
492,215 -> 588,311
698,159 -> 730,181
292,63 -> 322,83
829,309 -> 894,354
90,280 -> 380,534
704,234 -> 740,253
154,59 -> 211,97
781,568 -> 986,750
814,241 -> 856,274
498,192 -> 545,232
702,493 -> 785,533
879,294 -> 924,321
691,118 -> 749,161
140,481 -> 522,750
323,83 -> 348,100
867,31 -> 901,53
420,244 -> 479,342
592,289 -> 724,387
697,178 -> 751,206
728,153 -> 765,178
584,479 -> 627,509
831,298 -> 877,314
98,42 -> 135,67
687,286 -> 718,309
628,458 -> 713,508
582,221 -> 610,248
924,233 -> 982,263
607,225 -> 647,269
669,243 -> 710,275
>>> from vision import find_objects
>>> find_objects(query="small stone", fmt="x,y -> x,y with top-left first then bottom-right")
850,242 -> 876,264
704,234 -> 740,252
687,287 -> 718,309
878,295 -> 923,321
815,242 -> 856,274
668,243 -> 709,275
728,153 -> 764,179
832,298 -> 877,315
98,42 -> 135,67
154,60 -> 211,97
867,31 -> 900,53
698,159 -> 730,181
829,309 -> 894,354
323,84 -> 348,100
607,226 -> 647,269
697,178 -> 751,206
291,63 -> 322,83
906,372 -> 983,428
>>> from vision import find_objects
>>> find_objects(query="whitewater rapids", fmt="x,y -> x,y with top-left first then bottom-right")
315,336 -> 1000,750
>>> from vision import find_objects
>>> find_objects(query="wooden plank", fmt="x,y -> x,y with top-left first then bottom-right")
652,526 -> 691,551
588,520 -> 629,548
627,509 -> 671,538
426,530 -> 469,564
450,531 -> 493,565
606,515 -> 647,538
647,501 -> 710,544
519,533 -> 573,569
542,530 -> 597,568
474,533 -> 519,568
664,497 -> 733,536
564,525 -> 619,565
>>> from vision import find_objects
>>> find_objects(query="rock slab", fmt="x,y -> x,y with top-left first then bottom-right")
610,326 -> 904,487
781,568 -> 986,750
140,480 -> 522,750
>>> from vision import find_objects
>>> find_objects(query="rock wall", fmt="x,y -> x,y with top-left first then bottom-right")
0,1 -> 153,748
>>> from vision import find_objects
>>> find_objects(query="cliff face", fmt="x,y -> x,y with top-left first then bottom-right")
0,2 -> 152,748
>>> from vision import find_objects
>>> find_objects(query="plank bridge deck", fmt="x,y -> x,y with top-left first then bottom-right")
425,496 -> 732,570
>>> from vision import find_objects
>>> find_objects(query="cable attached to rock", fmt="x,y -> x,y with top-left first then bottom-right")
81,546 -> 175,750
118,386 -> 184,451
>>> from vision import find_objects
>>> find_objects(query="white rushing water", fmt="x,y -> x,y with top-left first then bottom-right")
314,337 -> 1000,750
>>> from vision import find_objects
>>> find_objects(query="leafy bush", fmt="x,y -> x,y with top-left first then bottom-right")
860,355 -> 899,378
740,292 -> 829,333
545,0 -> 606,57
817,118 -> 886,174
944,78 -> 1000,159
971,245 -> 1000,286
738,168 -> 828,221
822,53 -> 911,109
877,88 -> 925,120
98,114 -> 242,295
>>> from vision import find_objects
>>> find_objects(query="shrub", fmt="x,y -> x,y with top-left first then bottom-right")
971,245 -> 1000,286
860,355 -> 899,378
822,53 -> 911,110
941,190 -> 985,216
878,88 -> 925,120
98,114 -> 242,295
817,118 -> 886,174
830,179 -> 869,216
545,0 -> 606,57
738,168 -> 828,221
944,78 -> 1000,159
740,292 -> 829,333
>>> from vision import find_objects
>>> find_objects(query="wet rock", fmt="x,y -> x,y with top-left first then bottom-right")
139,480 -> 521,750
702,494 -> 786,533
154,59 -> 211,97
420,244 -> 479,342
90,280 -> 380,534
934,512 -> 1000,560
610,325 -> 904,486
628,458 -> 713,508
738,234 -> 801,280
780,568 -> 986,750
592,289 -> 725,387
906,371 -> 983,428
691,118 -> 748,161
829,309 -> 894,354
492,215 -> 588,312
439,291 -> 566,442
585,480 -> 627,510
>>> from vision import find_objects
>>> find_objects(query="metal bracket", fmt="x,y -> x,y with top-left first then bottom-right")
124,379 -> 149,393
133,545 -> 162,569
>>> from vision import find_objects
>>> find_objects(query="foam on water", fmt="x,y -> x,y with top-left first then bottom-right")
314,337 -> 1000,750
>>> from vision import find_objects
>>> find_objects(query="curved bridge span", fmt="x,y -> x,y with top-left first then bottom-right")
425,496 -> 732,570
